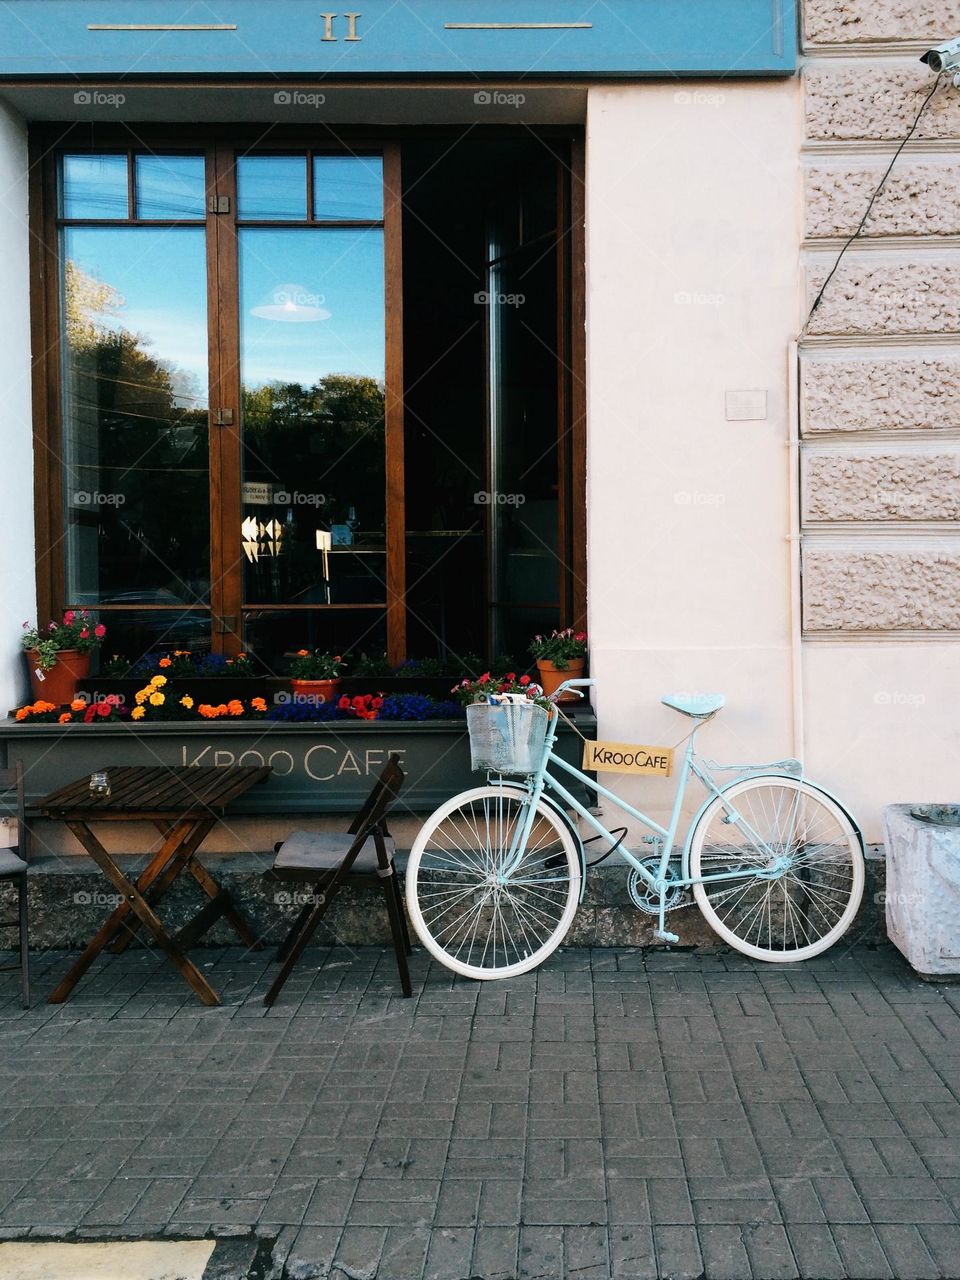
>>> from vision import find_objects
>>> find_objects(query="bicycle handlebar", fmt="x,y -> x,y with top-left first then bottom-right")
551,676 -> 596,702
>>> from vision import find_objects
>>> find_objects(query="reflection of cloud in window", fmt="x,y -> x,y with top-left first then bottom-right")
251,282 -> 331,323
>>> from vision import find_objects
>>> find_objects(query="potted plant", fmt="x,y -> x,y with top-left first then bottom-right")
21,611 -> 106,705
528,628 -> 588,702
289,650 -> 345,704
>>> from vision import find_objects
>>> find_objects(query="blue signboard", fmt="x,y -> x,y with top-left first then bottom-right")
0,1 -> 796,78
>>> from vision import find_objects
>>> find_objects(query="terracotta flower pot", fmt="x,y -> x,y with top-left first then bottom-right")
290,677 -> 341,705
26,648 -> 90,706
536,658 -> 585,702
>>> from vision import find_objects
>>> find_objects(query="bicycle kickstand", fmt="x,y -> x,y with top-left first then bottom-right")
654,886 -> 679,945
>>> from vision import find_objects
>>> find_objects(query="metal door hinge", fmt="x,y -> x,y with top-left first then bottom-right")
207,195 -> 231,214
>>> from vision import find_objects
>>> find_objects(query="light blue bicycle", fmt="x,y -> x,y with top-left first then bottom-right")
406,680 -> 865,978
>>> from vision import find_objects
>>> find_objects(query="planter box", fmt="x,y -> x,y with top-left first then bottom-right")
0,711 -> 597,813
883,803 -> 960,978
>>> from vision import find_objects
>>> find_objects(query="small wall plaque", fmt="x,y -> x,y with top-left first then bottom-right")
725,390 -> 767,421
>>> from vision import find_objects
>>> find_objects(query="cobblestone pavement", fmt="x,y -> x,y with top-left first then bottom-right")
0,945 -> 959,1280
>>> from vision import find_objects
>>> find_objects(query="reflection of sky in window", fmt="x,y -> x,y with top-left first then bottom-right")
239,227 -> 385,388
63,226 -> 208,405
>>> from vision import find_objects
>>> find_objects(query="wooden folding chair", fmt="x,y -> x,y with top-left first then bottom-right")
0,762 -> 30,1007
264,754 -> 410,1005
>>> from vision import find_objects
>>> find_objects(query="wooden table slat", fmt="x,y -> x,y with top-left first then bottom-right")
37,766 -> 269,817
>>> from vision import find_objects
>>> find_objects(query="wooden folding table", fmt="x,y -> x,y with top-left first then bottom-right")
37,765 -> 271,1006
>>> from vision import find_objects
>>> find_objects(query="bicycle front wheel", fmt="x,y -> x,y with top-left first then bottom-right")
406,785 -> 581,980
689,776 -> 864,963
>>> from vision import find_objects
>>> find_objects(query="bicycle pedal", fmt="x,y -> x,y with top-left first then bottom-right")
654,929 -> 679,944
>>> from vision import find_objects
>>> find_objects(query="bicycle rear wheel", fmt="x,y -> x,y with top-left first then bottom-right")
405,785 -> 581,979
689,775 -> 863,962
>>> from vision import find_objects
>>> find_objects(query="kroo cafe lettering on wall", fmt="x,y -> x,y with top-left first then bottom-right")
181,740 -> 403,782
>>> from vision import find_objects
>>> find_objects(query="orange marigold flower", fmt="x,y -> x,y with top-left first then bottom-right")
250,697 -> 267,712
14,708 -> 27,721
158,657 -> 172,668
227,699 -> 244,716
58,712 -> 71,724
296,649 -> 310,657
70,699 -> 86,712
180,695 -> 194,709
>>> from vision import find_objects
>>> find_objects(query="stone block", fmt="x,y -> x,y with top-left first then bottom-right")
802,450 -> 960,521
805,257 -> 960,337
805,64 -> 960,142
801,549 -> 960,630
805,160 -> 960,239
803,0 -> 960,47
801,353 -> 960,434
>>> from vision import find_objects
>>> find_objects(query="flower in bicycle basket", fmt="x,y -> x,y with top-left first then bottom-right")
453,673 -> 550,709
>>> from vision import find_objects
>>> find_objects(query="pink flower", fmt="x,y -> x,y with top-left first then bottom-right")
79,628 -> 90,639
574,631 -> 587,642
94,623 -> 106,638
63,610 -> 75,624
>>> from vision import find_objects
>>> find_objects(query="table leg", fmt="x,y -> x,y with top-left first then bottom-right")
50,822 -> 222,1006
48,820 -> 201,999
109,819 -> 217,955
140,821 -> 264,951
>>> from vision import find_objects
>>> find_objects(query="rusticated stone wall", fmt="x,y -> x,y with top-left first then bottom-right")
800,5 -> 960,635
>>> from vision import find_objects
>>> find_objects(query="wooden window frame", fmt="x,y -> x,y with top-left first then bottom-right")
29,123 -> 585,662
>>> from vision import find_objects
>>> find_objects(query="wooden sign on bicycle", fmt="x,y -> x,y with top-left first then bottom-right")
582,740 -> 674,777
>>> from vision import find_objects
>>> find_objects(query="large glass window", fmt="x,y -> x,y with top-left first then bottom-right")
43,136 -> 581,672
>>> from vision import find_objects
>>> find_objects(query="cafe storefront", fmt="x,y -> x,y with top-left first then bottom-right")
5,1 -> 928,862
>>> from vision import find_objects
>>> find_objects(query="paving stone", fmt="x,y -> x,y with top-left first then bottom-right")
698,1223 -> 751,1280
609,1225 -> 658,1279
654,1224 -> 704,1280
786,1223 -> 845,1279
471,1226 -> 519,1280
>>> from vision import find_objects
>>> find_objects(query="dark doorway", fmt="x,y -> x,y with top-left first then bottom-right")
401,136 -> 572,666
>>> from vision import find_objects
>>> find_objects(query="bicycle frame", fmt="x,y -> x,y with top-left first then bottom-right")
499,687 -> 793,938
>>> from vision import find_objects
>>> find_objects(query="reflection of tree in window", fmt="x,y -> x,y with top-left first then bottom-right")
63,259 -> 210,603
241,374 -> 386,604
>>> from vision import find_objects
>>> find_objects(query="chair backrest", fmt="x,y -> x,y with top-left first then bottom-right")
0,761 -> 27,862
346,753 -> 405,838
336,753 -> 405,876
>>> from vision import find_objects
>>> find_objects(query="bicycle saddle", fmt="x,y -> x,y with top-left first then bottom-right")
661,693 -> 725,718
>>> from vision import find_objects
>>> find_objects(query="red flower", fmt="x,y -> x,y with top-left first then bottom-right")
371,696 -> 383,709
96,702 -> 112,718
94,623 -> 106,638
478,673 -> 490,684
79,628 -> 90,639
337,695 -> 350,709
105,694 -> 120,706
63,610 -> 75,624
575,631 -> 587,642
83,705 -> 96,723
519,675 -> 531,685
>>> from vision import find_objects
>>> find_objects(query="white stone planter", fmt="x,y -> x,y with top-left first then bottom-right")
883,804 -> 960,978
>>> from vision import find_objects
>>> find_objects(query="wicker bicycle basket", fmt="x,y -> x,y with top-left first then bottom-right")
466,701 -> 550,774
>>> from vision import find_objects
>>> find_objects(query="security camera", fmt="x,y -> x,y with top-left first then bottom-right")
920,36 -> 960,73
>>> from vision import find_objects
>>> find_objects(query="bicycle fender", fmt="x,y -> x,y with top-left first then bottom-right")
492,782 -> 588,903
681,772 -> 865,878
